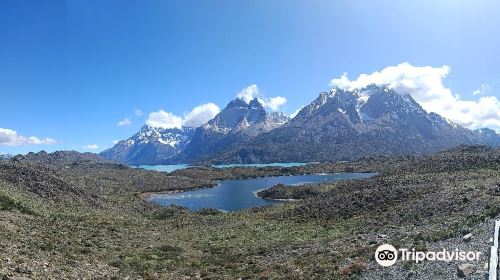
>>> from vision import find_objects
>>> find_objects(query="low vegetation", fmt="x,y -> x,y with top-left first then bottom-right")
257,183 -> 321,200
0,146 -> 498,279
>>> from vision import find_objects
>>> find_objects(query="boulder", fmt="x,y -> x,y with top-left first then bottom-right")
491,185 -> 500,196
457,263 -> 475,278
462,233 -> 473,242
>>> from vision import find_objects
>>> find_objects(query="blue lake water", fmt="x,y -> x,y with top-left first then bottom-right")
136,162 -> 310,173
148,173 -> 376,212
135,164 -> 190,173
212,162 -> 310,169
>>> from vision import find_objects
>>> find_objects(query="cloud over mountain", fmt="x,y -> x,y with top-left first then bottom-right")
0,128 -> 56,146
145,85 -> 288,129
330,62 -> 500,131
146,110 -> 184,129
147,103 -> 220,129
236,84 -> 287,111
183,103 -> 221,128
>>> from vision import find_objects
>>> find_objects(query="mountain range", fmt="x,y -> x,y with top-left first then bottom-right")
101,85 -> 500,165
0,153 -> 13,160
171,98 -> 290,164
100,126 -> 195,165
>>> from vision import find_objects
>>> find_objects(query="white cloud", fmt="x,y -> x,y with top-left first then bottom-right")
329,62 -> 500,131
289,106 -> 305,119
183,103 -> 220,128
266,96 -> 287,111
146,110 -> 183,129
0,128 -> 56,146
117,118 -> 132,127
112,140 -> 119,145
236,84 -> 260,103
147,103 -> 221,129
473,83 -> 492,96
135,109 -> 143,117
236,84 -> 287,111
82,144 -> 99,150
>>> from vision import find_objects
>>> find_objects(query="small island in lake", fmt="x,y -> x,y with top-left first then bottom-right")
257,183 -> 320,200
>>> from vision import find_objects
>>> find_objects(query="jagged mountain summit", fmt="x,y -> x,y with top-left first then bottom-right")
100,125 -> 195,165
170,98 -> 290,163
206,85 -> 499,163
100,97 -> 290,165
101,85 -> 499,165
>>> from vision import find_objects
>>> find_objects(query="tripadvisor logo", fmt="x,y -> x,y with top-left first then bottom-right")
375,244 -> 398,267
374,244 -> 482,267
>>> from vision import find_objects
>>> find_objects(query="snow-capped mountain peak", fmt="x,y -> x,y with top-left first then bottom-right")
204,97 -> 267,133
100,125 -> 195,165
135,125 -> 193,148
267,112 -> 289,126
173,97 -> 289,162
101,84 -> 500,166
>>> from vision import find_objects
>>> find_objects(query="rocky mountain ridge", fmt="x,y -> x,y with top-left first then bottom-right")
100,85 -> 499,165
100,97 -> 290,165
170,98 -> 290,163
100,126 -> 195,165
204,85 -> 498,163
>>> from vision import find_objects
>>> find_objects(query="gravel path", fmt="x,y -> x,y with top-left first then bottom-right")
360,215 -> 499,280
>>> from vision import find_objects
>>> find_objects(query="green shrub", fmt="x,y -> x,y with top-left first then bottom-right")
0,194 -> 35,215
110,245 -> 183,273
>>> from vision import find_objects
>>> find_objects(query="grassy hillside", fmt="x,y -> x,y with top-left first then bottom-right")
0,147 -> 499,279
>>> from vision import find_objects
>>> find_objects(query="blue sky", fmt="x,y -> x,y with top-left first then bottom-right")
1,0 -> 499,154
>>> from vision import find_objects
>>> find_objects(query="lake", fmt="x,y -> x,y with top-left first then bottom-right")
134,164 -> 190,173
148,172 -> 376,211
135,162 -> 310,173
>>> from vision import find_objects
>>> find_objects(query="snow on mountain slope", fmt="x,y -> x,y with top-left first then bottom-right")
100,125 -> 195,165
206,84 -> 494,163
172,98 -> 289,163
102,84 -> 498,165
